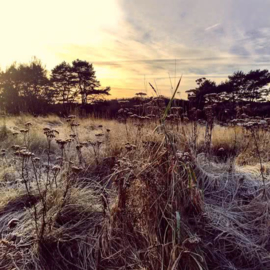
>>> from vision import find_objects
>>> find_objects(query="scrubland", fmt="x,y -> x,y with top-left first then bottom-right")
0,113 -> 270,269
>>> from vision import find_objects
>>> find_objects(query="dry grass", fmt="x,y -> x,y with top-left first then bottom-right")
0,114 -> 270,269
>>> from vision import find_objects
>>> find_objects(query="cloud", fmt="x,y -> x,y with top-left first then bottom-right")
3,0 -> 270,98
205,23 -> 221,31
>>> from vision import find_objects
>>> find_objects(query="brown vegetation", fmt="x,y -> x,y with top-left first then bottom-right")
0,111 -> 270,269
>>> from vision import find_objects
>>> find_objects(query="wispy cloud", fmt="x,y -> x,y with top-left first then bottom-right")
205,23 -> 221,31
2,0 -> 270,98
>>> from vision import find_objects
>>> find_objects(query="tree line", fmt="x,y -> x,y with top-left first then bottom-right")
186,69 -> 270,119
187,69 -> 270,105
0,58 -> 110,114
2,58 -> 270,120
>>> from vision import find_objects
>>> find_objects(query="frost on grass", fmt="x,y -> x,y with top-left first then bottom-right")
0,114 -> 270,269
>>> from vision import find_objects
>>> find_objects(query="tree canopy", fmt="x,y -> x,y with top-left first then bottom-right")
0,58 -> 110,114
187,70 -> 270,108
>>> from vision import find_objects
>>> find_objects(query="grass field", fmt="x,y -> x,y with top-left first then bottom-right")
0,114 -> 270,269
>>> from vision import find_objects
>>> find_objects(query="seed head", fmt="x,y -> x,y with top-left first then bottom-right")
76,144 -> 83,150
81,142 -> 88,147
52,165 -> 61,172
56,139 -> 67,146
71,166 -> 83,173
33,157 -> 40,162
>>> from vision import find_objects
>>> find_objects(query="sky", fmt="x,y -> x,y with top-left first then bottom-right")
1,0 -> 270,99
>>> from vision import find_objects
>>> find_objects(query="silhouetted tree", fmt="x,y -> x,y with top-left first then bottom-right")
51,62 -> 77,105
135,92 -> 147,98
0,59 -> 51,114
187,70 -> 270,107
72,59 -> 110,105
226,70 -> 270,102
186,77 -> 217,109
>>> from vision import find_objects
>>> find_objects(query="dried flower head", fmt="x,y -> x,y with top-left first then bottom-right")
76,144 -> 83,150
56,139 -> 67,147
52,165 -> 61,172
1,149 -> 6,157
71,166 -> 83,173
81,142 -> 88,147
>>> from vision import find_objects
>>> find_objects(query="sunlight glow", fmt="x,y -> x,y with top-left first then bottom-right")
0,0 -> 263,98
0,0 -> 122,68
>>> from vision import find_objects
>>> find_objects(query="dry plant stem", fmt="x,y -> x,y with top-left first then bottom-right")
191,121 -> 198,154
61,147 -> 65,166
21,157 -> 39,236
27,126 -> 31,149
251,129 -> 267,197
125,120 -> 129,139
39,137 -> 52,240
53,172 -> 58,188
205,120 -> 214,157
228,126 -> 238,173
31,158 -> 44,204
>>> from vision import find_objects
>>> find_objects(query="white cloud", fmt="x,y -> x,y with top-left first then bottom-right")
205,24 -> 221,31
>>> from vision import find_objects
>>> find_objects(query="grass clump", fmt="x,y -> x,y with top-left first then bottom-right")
0,112 -> 270,270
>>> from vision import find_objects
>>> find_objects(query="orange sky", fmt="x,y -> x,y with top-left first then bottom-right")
1,0 -> 270,99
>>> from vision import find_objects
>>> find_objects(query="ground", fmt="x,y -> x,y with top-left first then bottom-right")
0,114 -> 269,269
